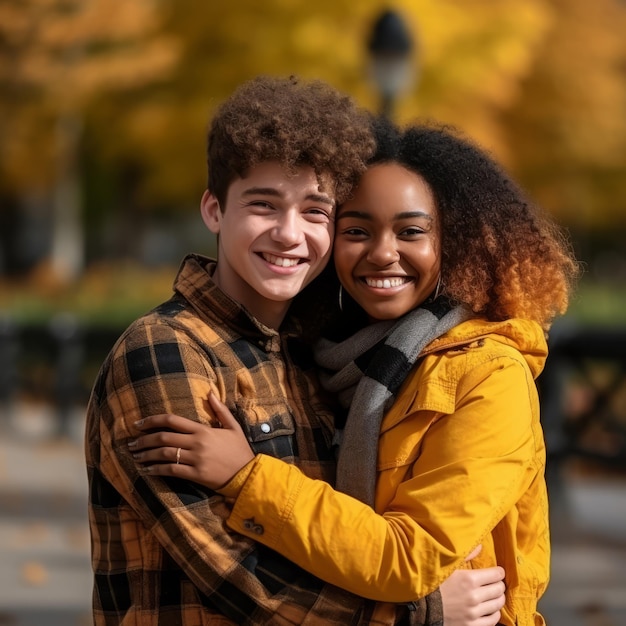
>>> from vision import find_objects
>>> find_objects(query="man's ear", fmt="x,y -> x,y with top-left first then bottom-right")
200,190 -> 221,234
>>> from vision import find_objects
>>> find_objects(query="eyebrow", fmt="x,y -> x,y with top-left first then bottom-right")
242,187 -> 335,207
338,209 -> 433,222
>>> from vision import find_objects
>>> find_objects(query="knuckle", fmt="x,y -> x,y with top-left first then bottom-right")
155,432 -> 168,445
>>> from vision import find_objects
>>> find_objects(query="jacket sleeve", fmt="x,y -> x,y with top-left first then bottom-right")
223,352 -> 541,602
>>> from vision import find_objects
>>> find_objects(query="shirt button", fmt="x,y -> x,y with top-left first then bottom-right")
260,423 -> 271,434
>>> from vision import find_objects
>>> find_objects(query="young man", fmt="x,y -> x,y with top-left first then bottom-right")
85,76 -> 502,625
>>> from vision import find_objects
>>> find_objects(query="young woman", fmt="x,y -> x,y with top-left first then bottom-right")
131,121 -> 579,626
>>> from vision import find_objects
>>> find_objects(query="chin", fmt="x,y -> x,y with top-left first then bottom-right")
367,305 -> 414,321
365,310 -> 398,322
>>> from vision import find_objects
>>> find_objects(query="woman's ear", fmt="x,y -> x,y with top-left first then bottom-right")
200,190 -> 221,234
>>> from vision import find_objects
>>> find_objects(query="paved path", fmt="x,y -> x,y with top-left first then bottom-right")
540,469 -> 626,625
0,406 -> 91,625
1,404 -> 626,625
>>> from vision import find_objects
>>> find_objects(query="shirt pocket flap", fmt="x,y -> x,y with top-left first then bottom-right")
235,399 -> 296,443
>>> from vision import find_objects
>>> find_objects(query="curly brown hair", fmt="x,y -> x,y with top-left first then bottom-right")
207,75 -> 376,207
366,119 -> 581,330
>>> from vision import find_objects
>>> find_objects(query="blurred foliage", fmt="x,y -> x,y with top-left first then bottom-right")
569,281 -> 626,326
0,261 -> 174,326
0,0 -> 180,193
2,0 -> 625,218
0,261 -> 623,328
501,0 -> 626,230
0,0 -> 625,314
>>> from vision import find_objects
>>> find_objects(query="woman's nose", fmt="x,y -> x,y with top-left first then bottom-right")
367,236 -> 399,265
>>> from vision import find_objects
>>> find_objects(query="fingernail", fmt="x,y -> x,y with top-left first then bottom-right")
128,439 -> 137,448
134,419 -> 144,427
132,453 -> 141,460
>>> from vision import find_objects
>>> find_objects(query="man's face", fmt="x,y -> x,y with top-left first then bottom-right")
202,161 -> 335,328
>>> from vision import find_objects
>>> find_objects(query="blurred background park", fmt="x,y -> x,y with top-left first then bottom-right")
0,0 -> 625,624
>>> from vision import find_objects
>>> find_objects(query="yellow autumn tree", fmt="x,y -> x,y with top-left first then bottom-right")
3,0 -> 624,285
502,0 -> 626,228
0,0 -> 179,280
93,0 -> 555,211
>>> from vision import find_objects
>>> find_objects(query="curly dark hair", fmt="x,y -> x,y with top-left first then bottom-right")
207,75 -> 376,207
368,119 -> 580,330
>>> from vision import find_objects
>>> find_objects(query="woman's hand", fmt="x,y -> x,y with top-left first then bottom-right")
129,393 -> 255,489
440,546 -> 506,626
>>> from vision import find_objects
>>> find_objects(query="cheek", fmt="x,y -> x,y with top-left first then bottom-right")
333,247 -> 356,284
414,242 -> 440,273
311,225 -> 334,259
221,215 -> 255,241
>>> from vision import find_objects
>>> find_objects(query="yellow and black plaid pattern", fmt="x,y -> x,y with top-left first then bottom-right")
86,255 -> 386,624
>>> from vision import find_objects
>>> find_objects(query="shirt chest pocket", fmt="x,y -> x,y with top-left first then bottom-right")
234,398 -> 297,460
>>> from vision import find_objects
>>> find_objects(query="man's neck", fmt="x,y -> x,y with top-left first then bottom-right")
210,266 -> 290,331
246,299 -> 289,331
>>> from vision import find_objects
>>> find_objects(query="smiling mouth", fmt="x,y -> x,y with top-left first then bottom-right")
363,277 -> 412,289
261,252 -> 304,267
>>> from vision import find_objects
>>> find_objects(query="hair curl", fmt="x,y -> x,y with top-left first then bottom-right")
369,120 -> 580,330
207,76 -> 376,207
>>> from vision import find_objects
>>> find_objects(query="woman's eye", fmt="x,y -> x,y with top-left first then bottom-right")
400,226 -> 425,237
341,227 -> 368,237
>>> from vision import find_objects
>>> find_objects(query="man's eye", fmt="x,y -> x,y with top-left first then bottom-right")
249,201 -> 274,210
305,208 -> 332,222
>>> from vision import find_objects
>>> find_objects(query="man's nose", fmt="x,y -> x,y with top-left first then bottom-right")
271,210 -> 305,245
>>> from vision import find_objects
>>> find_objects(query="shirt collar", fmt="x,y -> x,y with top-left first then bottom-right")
173,254 -> 302,352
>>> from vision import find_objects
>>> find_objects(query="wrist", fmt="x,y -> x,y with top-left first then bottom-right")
216,456 -> 257,498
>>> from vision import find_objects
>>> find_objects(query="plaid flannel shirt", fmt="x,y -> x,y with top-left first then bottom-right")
86,254 -> 442,625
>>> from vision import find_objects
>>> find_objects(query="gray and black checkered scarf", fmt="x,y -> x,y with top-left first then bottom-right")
314,298 -> 473,507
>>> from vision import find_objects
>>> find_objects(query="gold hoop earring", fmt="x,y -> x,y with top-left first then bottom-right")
338,284 -> 344,312
433,274 -> 443,300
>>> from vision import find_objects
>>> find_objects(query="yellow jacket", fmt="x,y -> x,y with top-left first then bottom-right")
221,318 -> 550,626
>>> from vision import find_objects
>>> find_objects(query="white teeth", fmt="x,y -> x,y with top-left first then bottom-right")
365,277 -> 408,289
263,253 -> 299,267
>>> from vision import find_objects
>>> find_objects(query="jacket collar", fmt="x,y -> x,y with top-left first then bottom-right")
423,317 -> 548,379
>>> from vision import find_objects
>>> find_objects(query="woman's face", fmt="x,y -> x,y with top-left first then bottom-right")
334,163 -> 441,322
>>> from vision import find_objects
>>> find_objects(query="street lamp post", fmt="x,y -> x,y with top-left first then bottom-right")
367,10 -> 415,119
